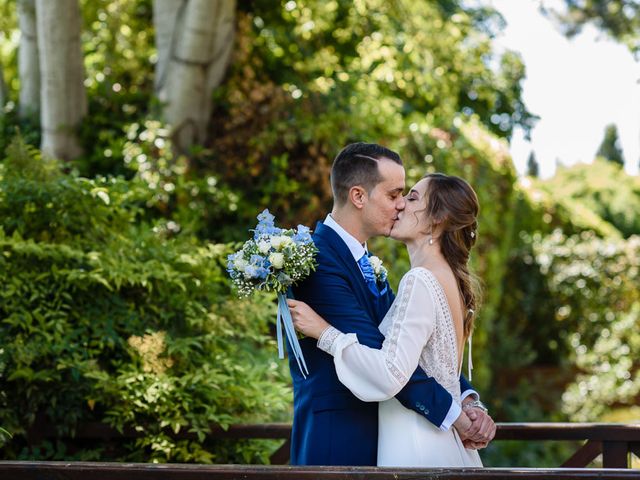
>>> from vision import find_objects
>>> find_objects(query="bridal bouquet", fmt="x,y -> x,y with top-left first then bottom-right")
227,209 -> 317,377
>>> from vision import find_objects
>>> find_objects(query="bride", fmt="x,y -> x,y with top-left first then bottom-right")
288,173 -> 486,467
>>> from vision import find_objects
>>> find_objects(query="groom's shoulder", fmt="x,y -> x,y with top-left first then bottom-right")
311,222 -> 334,253
310,220 -> 351,271
313,237 -> 341,269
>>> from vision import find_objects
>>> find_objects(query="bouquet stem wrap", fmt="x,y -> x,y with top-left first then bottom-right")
277,290 -> 309,378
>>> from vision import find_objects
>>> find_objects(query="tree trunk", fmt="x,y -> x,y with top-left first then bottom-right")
153,0 -> 236,155
18,0 -> 40,118
36,0 -> 87,160
153,0 -> 183,94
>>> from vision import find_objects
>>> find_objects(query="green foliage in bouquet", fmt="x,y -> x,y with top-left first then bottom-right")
0,136 -> 291,462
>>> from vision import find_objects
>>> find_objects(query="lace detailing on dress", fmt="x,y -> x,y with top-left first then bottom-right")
317,326 -> 342,354
379,268 -> 462,405
383,273 -> 416,366
385,358 -> 408,384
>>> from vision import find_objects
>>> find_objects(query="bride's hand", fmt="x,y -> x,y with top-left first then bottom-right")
287,299 -> 331,339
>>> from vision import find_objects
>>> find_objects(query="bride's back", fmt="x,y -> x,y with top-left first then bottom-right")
423,263 -> 466,375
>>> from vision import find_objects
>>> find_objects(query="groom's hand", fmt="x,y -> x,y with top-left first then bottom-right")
464,408 -> 496,447
462,438 -> 488,450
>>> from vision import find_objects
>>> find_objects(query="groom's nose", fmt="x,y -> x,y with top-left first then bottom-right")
396,196 -> 406,210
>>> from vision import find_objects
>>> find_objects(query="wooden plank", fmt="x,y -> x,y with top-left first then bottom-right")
602,441 -> 629,468
19,422 -> 640,470
561,440 -> 602,468
269,439 -> 291,465
0,462 -> 639,480
495,424 -> 640,442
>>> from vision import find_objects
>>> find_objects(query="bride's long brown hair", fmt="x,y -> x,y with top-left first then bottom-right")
422,173 -> 481,339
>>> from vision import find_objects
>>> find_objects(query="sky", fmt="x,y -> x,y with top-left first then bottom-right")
486,0 -> 640,178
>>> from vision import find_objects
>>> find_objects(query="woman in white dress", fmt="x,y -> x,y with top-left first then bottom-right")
289,173 -> 486,467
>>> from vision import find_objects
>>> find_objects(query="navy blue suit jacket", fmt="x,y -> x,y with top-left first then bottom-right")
289,221 -> 474,465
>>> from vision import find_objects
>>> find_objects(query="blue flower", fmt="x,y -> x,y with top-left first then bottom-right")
257,209 -> 275,226
250,254 -> 267,267
244,265 -> 259,279
253,224 -> 283,240
293,224 -> 312,244
255,266 -> 269,279
227,253 -> 237,271
253,209 -> 283,240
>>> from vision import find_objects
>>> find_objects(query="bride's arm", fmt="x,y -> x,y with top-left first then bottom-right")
290,271 -> 435,401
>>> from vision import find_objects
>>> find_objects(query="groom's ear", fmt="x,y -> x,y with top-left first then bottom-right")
349,186 -> 367,210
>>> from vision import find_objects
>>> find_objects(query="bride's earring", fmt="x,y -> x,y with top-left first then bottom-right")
428,233 -> 434,245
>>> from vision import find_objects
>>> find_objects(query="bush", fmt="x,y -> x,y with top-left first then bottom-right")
535,160 -> 640,239
533,231 -> 640,422
0,136 -> 291,462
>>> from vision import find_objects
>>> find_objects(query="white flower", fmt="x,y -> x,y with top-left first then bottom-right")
269,252 -> 285,269
369,255 -> 388,282
270,236 -> 285,249
271,235 -> 293,250
257,240 -> 271,254
234,257 -> 248,272
369,256 -> 383,272
281,236 -> 293,247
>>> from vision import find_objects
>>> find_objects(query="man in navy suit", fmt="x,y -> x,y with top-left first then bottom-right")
289,142 -> 495,465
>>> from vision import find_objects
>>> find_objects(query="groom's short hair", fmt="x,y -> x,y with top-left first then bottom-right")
331,142 -> 402,206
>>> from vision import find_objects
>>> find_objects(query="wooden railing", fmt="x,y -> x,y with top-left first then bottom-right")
20,422 -> 640,468
496,423 -> 640,469
0,462 -> 639,479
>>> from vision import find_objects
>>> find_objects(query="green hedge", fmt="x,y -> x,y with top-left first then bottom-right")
0,137 -> 291,462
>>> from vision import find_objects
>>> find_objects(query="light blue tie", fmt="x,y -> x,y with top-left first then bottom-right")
357,254 -> 379,296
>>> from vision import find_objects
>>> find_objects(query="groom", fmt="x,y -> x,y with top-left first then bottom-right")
289,142 -> 495,465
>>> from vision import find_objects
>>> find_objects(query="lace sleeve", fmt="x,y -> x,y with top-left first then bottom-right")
318,271 -> 437,402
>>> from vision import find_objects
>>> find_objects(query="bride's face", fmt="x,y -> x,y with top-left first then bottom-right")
390,178 -> 429,242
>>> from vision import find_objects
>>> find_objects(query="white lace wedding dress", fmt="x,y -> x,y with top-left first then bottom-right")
318,267 -> 483,467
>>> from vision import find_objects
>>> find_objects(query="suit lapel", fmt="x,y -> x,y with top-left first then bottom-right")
314,222 -> 379,315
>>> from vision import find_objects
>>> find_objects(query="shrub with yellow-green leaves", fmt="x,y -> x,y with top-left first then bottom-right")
534,231 -> 640,422
0,137 -> 291,462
